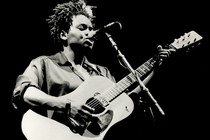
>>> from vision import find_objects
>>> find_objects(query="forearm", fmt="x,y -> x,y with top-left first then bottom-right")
23,86 -> 66,110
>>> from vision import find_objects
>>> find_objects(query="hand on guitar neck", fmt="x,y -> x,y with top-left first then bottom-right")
157,45 -> 176,66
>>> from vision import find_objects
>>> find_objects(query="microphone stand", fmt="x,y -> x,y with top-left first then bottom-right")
105,32 -> 165,116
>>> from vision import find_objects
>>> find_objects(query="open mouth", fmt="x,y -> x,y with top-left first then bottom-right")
83,39 -> 94,47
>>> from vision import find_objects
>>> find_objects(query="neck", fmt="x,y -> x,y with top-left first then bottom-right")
62,46 -> 84,66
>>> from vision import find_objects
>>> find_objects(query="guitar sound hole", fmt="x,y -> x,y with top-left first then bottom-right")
86,97 -> 105,114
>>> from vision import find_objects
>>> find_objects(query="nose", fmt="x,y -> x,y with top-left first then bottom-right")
88,30 -> 96,38
85,26 -> 94,37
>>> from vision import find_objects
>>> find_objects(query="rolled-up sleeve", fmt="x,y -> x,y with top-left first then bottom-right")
12,56 -> 45,110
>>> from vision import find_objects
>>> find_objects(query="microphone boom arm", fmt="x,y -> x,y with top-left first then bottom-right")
92,21 -> 122,40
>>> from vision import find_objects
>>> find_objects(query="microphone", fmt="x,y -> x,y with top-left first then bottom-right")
91,21 -> 122,40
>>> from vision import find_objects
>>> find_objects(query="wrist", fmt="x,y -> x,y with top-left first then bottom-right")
56,96 -> 71,111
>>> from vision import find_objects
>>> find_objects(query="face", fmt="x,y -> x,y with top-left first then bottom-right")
64,14 -> 95,49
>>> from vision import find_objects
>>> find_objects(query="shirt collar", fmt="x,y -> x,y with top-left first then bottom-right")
53,51 -> 68,65
52,51 -> 97,71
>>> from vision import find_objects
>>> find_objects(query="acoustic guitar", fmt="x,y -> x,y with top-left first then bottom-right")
21,30 -> 203,140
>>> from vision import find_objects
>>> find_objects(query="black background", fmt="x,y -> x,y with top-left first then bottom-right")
2,0 -> 210,139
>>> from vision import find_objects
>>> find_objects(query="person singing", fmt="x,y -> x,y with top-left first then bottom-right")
11,0 -> 175,139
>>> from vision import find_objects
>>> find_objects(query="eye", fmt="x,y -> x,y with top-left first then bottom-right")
77,24 -> 93,31
77,24 -> 87,31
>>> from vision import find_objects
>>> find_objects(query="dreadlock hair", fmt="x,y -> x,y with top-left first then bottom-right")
46,0 -> 93,45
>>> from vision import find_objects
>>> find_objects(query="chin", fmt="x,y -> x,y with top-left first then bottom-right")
88,45 -> 94,50
83,43 -> 93,49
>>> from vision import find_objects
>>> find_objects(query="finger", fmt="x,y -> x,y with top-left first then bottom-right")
78,109 -> 93,120
159,51 -> 170,57
65,103 -> 71,116
157,45 -> 162,51
166,49 -> 171,56
169,48 -> 176,52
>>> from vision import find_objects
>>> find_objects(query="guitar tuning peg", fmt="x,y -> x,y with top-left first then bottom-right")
184,32 -> 189,36
179,35 -> 184,41
174,38 -> 179,43
181,44 -> 185,48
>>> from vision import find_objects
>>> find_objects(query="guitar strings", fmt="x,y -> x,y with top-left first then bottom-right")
84,56 -> 159,112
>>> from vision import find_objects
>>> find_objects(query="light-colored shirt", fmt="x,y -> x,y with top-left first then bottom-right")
12,51 -> 116,115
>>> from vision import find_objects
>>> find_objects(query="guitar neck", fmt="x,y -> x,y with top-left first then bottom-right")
97,55 -> 158,105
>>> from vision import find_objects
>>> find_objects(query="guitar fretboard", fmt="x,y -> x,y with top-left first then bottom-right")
97,55 -> 159,106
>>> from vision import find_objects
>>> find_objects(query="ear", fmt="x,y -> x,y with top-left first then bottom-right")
60,30 -> 68,40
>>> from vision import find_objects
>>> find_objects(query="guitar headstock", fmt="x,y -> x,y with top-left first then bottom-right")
170,30 -> 203,51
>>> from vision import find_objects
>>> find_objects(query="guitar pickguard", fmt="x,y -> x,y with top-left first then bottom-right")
87,110 -> 113,135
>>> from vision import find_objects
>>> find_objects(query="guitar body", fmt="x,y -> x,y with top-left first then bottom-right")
22,76 -> 134,140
